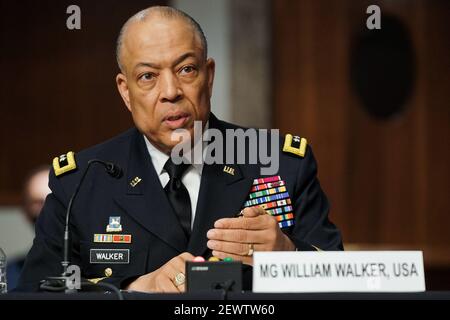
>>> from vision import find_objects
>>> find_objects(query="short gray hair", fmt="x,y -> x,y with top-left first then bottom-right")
116,6 -> 208,72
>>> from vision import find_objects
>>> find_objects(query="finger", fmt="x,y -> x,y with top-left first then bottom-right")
214,215 -> 268,230
178,283 -> 186,293
167,252 -> 194,276
158,276 -> 180,293
170,255 -> 192,273
156,264 -> 181,293
212,250 -> 253,266
166,253 -> 194,293
179,252 -> 195,261
164,261 -> 186,290
208,240 -> 255,256
207,228 -> 266,244
243,206 -> 267,218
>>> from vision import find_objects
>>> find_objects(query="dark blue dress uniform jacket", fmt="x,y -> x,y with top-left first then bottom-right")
17,114 -> 343,291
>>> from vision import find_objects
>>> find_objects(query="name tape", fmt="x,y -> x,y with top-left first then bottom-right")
253,251 -> 425,292
90,249 -> 130,264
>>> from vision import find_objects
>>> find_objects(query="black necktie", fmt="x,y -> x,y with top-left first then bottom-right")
163,158 -> 192,238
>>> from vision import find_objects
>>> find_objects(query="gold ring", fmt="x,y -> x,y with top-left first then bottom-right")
247,243 -> 254,257
174,272 -> 185,286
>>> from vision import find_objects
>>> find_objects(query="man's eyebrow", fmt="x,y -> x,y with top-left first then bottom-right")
171,52 -> 198,67
133,52 -> 198,72
133,62 -> 160,71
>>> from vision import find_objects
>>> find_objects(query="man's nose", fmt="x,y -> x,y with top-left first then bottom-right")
159,71 -> 183,103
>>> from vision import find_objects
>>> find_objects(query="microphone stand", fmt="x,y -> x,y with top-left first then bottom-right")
40,159 -> 122,293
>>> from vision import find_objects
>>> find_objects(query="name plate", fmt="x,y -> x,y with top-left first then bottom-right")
253,251 -> 425,292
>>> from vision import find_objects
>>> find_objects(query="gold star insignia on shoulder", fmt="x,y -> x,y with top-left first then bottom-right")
282,134 -> 307,157
53,151 -> 77,176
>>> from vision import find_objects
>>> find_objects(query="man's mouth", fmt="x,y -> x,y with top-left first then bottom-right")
163,112 -> 190,129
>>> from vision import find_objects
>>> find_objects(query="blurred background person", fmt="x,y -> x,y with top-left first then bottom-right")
6,166 -> 50,290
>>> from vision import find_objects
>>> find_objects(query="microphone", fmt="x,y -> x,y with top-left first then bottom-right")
40,159 -> 123,293
104,161 -> 123,179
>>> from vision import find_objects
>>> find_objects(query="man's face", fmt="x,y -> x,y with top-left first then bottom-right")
116,17 -> 215,153
23,170 -> 50,224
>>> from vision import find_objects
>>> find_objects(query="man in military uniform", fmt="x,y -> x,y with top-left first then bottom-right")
17,6 -> 342,293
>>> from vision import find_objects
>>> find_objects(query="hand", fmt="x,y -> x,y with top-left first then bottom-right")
206,206 -> 295,265
125,252 -> 194,293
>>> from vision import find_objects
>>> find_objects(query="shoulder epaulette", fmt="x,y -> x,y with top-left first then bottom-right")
282,134 -> 307,157
52,151 -> 77,176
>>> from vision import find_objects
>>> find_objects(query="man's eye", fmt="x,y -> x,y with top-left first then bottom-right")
139,73 -> 154,81
180,66 -> 196,75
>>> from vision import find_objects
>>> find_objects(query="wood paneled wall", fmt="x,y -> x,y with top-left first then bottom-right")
273,0 -> 449,249
0,0 -> 165,204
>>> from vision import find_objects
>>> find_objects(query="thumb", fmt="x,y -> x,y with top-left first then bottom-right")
242,206 -> 266,218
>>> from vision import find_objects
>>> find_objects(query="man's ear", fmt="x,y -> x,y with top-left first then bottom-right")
116,73 -> 131,111
206,58 -> 215,98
